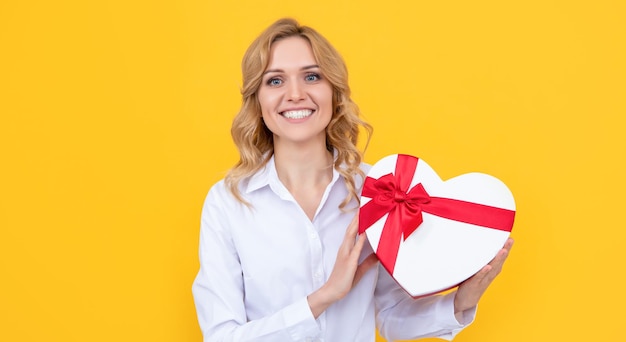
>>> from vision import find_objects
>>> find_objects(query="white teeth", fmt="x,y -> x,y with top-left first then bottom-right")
282,109 -> 313,119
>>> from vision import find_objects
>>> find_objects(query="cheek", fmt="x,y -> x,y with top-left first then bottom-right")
313,85 -> 334,110
257,90 -> 275,114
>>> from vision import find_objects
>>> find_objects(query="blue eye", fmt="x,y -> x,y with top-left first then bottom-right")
267,78 -> 282,86
305,73 -> 320,82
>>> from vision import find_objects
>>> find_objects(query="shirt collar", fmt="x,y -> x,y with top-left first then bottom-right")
245,154 -> 277,194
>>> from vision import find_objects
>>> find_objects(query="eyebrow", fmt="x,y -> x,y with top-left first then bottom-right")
263,64 -> 320,75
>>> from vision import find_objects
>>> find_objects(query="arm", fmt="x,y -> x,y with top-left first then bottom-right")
454,238 -> 514,319
374,267 -> 474,341
375,238 -> 514,341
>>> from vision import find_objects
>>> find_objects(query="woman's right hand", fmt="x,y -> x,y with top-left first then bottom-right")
306,214 -> 379,318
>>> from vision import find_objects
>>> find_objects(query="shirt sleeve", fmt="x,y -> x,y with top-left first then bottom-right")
374,264 -> 477,341
191,184 -> 321,342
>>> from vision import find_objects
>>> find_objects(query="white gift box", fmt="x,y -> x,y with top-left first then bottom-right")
359,154 -> 516,297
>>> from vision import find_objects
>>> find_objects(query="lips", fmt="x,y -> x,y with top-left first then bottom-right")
281,109 -> 313,119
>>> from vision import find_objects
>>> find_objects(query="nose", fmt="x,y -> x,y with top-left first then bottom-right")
286,80 -> 305,102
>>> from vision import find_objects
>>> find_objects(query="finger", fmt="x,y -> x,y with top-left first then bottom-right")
484,238 -> 512,270
339,215 -> 359,253
351,233 -> 367,259
340,226 -> 363,257
484,248 -> 511,282
503,237 -> 514,252
345,214 -> 359,238
471,264 -> 492,285
488,248 -> 509,273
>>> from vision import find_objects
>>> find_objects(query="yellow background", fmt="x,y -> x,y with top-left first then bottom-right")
1,0 -> 624,341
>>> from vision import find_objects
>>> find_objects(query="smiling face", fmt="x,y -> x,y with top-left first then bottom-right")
257,36 -> 333,149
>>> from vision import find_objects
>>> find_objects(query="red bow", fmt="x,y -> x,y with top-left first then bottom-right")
359,154 -> 515,274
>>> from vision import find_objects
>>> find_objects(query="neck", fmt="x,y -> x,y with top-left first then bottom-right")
273,139 -> 334,192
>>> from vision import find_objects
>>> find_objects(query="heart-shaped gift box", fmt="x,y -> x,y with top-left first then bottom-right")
359,154 -> 516,297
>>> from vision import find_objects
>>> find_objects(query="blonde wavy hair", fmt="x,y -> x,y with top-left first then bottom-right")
225,18 -> 372,209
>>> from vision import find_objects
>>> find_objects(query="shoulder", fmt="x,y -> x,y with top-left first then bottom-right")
200,179 -> 253,233
348,162 -> 371,191
202,180 -> 226,211
360,162 -> 372,174
203,175 -> 263,213
205,179 -> 228,198
203,179 -> 240,211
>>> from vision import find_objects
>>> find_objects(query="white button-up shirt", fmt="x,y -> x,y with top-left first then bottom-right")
192,155 -> 475,341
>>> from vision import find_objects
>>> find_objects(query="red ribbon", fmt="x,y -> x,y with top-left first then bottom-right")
359,154 -> 515,274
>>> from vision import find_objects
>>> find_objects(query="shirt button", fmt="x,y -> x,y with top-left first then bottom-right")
314,271 -> 322,279
310,232 -> 317,239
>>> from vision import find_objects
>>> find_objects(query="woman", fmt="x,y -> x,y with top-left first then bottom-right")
192,18 -> 513,341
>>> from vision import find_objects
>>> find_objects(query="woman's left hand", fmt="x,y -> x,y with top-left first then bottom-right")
453,238 -> 514,315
